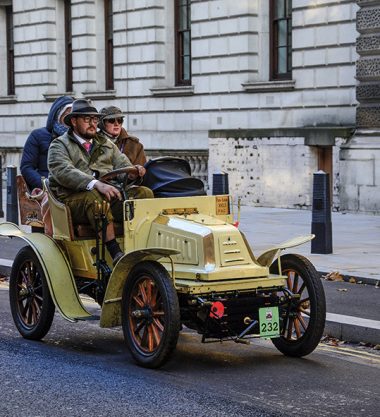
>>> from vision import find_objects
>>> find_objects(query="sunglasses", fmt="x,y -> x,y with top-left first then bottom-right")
106,117 -> 124,125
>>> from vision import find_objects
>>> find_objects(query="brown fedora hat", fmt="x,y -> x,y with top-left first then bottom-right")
63,99 -> 100,127
98,105 -> 124,130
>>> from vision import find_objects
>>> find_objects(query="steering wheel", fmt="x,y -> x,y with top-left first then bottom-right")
99,166 -> 139,182
99,166 -> 142,200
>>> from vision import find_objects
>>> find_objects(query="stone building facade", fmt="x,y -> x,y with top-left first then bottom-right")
0,0 -> 379,213
339,0 -> 380,213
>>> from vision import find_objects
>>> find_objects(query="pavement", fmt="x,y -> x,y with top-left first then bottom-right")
0,199 -> 379,346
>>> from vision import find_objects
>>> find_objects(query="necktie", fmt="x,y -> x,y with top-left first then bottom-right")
83,142 -> 91,153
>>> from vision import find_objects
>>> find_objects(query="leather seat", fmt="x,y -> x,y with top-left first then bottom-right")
43,178 -> 124,241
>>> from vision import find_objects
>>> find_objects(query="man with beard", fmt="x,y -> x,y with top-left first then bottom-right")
47,99 -> 153,264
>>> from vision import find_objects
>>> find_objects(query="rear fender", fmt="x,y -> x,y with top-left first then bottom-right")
0,222 -> 91,322
256,234 -> 315,268
100,247 -> 180,328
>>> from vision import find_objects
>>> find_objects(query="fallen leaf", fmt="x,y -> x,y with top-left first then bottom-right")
374,344 -> 380,350
348,277 -> 356,284
321,335 -> 342,346
320,335 -> 329,342
337,288 -> 348,292
324,271 -> 344,282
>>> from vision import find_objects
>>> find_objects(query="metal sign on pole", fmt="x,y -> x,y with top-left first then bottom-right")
6,165 -> 18,224
0,156 -> 4,217
311,171 -> 332,254
212,172 -> 229,195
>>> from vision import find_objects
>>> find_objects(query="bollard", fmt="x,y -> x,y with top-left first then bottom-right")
311,171 -> 332,254
0,156 -> 4,217
6,165 -> 18,224
213,172 -> 229,195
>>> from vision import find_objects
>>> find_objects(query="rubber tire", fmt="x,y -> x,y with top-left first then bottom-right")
270,254 -> 326,357
9,246 -> 55,340
122,261 -> 180,368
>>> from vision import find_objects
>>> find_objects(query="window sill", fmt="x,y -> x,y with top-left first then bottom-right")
150,85 -> 194,97
242,80 -> 295,93
44,92 -> 75,102
82,90 -> 116,100
0,95 -> 17,104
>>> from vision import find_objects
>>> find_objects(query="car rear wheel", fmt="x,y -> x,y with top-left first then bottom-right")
9,246 -> 55,340
270,254 -> 326,357
122,261 -> 180,368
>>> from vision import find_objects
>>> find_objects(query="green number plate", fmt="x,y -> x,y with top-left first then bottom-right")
259,306 -> 280,338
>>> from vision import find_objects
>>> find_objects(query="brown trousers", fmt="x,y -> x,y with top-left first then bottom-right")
63,186 -> 153,231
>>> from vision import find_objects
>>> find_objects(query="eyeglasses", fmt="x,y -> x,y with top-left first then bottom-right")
106,117 -> 124,125
78,116 -> 100,124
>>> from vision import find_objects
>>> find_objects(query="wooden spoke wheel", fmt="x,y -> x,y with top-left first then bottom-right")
122,261 -> 180,368
9,246 -> 55,340
270,254 -> 326,357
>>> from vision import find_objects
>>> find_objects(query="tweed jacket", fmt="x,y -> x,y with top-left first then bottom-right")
100,127 -> 147,166
48,130 -> 132,200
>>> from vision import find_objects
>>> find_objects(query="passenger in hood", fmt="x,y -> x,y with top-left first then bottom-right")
21,95 -> 74,190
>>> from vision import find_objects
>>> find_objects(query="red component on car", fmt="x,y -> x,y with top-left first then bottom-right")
209,301 -> 225,319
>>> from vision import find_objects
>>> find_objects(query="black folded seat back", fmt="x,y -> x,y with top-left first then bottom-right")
142,157 -> 206,197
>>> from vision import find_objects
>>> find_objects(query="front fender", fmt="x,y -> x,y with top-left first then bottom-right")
256,234 -> 315,267
100,247 -> 180,328
0,222 -> 91,322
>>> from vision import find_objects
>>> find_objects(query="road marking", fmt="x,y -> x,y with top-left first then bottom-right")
332,346 -> 380,357
318,344 -> 380,364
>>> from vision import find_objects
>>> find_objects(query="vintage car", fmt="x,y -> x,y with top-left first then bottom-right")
0,158 -> 326,368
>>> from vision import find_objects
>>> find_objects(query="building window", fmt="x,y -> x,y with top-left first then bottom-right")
270,0 -> 292,80
5,5 -> 14,95
64,0 -> 72,92
104,0 -> 114,90
175,0 -> 191,85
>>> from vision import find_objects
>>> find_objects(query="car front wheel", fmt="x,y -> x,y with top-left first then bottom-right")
270,254 -> 326,357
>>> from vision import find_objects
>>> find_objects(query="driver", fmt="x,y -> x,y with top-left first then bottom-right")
47,99 -> 153,264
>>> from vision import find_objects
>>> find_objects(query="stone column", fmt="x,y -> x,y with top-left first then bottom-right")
340,0 -> 380,213
356,0 -> 380,129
